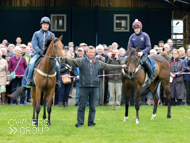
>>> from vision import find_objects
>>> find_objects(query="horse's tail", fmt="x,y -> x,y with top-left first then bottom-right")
151,78 -> 159,99
7,86 -> 26,99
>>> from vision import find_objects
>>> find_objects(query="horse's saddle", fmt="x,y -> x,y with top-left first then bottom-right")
22,57 -> 43,89
141,57 -> 156,77
34,58 -> 42,69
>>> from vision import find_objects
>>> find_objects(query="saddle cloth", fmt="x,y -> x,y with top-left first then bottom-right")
141,57 -> 156,77
22,57 -> 43,88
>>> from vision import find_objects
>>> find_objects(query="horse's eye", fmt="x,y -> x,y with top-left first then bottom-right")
54,45 -> 57,48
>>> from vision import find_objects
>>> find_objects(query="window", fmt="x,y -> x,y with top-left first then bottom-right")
51,14 -> 66,32
172,20 -> 183,48
114,14 -> 130,32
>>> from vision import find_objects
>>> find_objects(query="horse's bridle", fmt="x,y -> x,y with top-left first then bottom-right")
39,38 -> 60,73
123,57 -> 142,79
43,38 -> 60,59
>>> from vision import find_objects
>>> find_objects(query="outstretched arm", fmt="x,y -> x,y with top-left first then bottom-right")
61,58 -> 81,67
100,61 -> 126,71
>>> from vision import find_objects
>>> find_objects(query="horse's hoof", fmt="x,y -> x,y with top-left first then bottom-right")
43,116 -> 46,120
123,116 -> 128,122
136,119 -> 140,124
167,115 -> 171,118
35,122 -> 38,127
151,114 -> 156,120
47,122 -> 51,126
32,119 -> 37,126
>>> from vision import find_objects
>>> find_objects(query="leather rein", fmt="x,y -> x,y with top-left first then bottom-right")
122,57 -> 142,80
35,38 -> 60,89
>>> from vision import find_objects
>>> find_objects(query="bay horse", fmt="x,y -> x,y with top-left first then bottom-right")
32,35 -> 64,126
121,46 -> 171,124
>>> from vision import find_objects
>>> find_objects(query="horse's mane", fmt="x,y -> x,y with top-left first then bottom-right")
43,37 -> 59,55
127,48 -> 137,57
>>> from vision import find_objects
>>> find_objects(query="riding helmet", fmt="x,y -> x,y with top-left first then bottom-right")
40,16 -> 50,25
132,19 -> 142,29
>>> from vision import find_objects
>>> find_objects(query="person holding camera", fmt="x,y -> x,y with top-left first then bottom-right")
184,49 -> 190,106
95,44 -> 108,106
159,43 -> 173,105
161,43 -> 172,60
166,49 -> 185,106
107,48 -> 124,106
157,47 -> 163,55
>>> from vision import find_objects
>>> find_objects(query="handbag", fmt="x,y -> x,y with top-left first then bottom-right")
9,57 -> 22,82
62,73 -> 71,84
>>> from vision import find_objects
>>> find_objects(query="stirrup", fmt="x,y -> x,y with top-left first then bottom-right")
26,80 -> 33,86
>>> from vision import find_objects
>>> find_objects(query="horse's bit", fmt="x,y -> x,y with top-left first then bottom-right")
122,58 -> 142,79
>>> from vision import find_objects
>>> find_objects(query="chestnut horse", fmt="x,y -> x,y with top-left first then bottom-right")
32,35 -> 64,126
121,46 -> 171,124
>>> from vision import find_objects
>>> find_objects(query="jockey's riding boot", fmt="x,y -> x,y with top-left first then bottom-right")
26,79 -> 33,87
143,61 -> 154,84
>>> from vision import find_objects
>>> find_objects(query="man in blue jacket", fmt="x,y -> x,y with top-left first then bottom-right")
128,19 -> 153,84
26,16 -> 60,87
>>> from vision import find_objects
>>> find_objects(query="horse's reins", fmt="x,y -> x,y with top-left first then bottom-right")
38,38 -> 60,90
123,57 -> 141,79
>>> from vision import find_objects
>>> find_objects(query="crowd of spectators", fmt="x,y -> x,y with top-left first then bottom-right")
0,37 -> 190,107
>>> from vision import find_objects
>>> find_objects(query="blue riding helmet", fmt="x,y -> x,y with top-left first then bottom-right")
40,16 -> 50,25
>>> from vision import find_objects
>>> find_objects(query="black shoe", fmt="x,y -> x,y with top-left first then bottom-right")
75,124 -> 83,128
88,123 -> 96,127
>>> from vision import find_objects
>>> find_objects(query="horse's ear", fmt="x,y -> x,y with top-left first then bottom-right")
136,45 -> 140,52
50,35 -> 54,41
128,44 -> 131,51
59,35 -> 63,41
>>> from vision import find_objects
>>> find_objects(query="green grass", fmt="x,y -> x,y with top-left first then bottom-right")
0,105 -> 190,143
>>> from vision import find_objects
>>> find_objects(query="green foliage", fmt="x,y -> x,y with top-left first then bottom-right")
0,105 -> 190,142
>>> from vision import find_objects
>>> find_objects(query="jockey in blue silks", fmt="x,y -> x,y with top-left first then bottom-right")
8,17 -> 61,99
128,19 -> 153,84
26,16 -> 61,87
